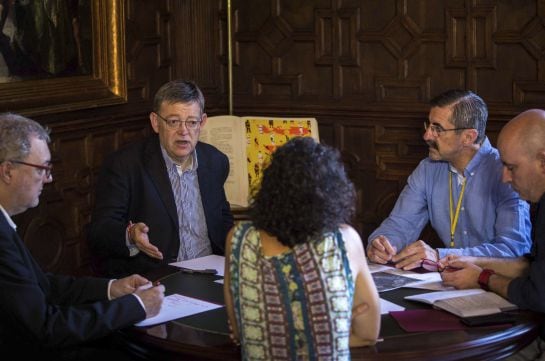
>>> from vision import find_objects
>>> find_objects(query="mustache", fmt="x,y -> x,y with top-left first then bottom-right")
426,141 -> 438,150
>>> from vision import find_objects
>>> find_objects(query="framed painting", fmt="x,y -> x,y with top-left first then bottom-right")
0,0 -> 126,116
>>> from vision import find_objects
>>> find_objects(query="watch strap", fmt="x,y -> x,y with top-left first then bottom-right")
478,268 -> 496,291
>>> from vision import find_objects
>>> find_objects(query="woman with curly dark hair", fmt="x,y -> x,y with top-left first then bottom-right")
224,137 -> 380,360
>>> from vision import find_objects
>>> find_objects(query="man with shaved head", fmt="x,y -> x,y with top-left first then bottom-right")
441,109 -> 545,360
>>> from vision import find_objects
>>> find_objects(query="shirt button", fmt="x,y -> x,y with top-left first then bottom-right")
463,231 -> 467,235
461,207 -> 465,211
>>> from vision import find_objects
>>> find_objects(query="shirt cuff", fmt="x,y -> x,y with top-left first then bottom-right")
107,279 -> 116,300
437,248 -> 463,259
125,223 -> 140,257
130,293 -> 146,312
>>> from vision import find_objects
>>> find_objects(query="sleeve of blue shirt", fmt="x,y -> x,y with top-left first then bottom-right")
368,151 -> 532,258
367,159 -> 431,252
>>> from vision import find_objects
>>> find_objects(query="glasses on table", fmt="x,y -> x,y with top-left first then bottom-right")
421,259 -> 460,273
154,112 -> 202,130
10,160 -> 53,178
423,121 -> 473,137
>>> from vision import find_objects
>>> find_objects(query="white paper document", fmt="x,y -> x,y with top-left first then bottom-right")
404,289 -> 517,318
170,254 -> 226,277
368,263 -> 395,273
135,293 -> 223,327
380,298 -> 405,314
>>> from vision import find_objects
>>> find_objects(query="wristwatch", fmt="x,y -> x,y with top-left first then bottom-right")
478,268 -> 496,291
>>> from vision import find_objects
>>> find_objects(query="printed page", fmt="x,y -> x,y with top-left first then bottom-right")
368,262 -> 396,274
372,271 -> 422,292
170,254 -> 225,277
436,292 -> 517,318
135,293 -> 223,327
200,116 -> 248,207
405,289 -> 485,305
242,116 -> 319,199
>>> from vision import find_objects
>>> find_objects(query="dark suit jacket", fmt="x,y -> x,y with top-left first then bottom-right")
88,136 -> 234,278
0,212 -> 145,358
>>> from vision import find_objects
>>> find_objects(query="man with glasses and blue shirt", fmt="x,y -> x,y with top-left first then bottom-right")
367,89 -> 532,270
88,80 -> 234,278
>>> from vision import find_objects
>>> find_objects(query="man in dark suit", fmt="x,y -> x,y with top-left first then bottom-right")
0,113 -> 164,360
88,80 -> 234,278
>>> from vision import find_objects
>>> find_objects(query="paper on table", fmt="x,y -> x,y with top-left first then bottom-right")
372,271 -> 422,292
370,266 -> 454,291
380,298 -> 405,314
170,255 -> 225,277
135,293 -> 223,327
368,262 -> 396,273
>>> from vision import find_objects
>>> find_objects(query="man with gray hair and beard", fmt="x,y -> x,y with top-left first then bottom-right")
367,89 -> 532,270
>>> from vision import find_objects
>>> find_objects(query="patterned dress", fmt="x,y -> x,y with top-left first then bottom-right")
228,221 -> 355,361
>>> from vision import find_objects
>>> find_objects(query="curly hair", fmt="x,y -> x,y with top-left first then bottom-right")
249,137 -> 356,247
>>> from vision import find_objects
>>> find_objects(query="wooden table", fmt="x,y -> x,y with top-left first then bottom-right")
117,266 -> 540,361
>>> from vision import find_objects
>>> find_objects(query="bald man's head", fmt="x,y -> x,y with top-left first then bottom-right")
498,109 -> 545,202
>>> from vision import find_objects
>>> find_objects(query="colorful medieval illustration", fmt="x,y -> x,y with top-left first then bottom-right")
245,118 -> 315,193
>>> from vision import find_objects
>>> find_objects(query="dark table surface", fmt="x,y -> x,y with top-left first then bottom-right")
118,265 -> 540,361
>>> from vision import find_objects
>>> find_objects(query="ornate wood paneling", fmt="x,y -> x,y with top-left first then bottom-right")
12,0 -> 194,275
10,0 -> 545,276
228,0 -> 545,242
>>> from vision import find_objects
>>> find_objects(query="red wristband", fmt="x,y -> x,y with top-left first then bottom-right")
478,268 -> 496,291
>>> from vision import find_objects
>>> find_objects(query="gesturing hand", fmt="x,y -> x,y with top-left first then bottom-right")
130,222 -> 163,260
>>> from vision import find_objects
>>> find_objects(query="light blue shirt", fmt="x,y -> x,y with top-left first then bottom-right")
368,138 -> 532,258
161,147 -> 212,261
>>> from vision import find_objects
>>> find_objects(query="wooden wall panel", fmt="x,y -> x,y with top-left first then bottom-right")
9,0 -> 545,276
228,0 -> 545,242
12,0 -> 223,276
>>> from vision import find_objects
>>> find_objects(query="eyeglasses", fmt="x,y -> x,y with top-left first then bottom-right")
10,160 -> 53,178
154,112 -> 202,130
421,259 -> 460,273
423,121 -> 473,137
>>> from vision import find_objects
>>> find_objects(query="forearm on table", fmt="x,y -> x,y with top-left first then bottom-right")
474,256 -> 529,278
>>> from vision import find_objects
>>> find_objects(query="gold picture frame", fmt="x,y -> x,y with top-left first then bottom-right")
0,0 -> 126,116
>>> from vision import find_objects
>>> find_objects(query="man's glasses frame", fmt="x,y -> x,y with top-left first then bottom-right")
423,121 -> 473,137
10,160 -> 53,178
154,112 -> 202,130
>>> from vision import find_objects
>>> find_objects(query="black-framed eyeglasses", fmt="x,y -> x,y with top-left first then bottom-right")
420,259 -> 461,273
10,160 -> 53,178
423,121 -> 473,137
154,112 -> 202,130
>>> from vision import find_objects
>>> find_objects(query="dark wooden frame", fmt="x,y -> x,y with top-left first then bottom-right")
0,0 -> 126,116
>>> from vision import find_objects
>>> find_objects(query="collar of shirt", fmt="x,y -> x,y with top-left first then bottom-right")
160,145 -> 199,174
448,137 -> 493,184
0,204 -> 16,230
462,137 -> 493,176
448,165 -> 466,186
